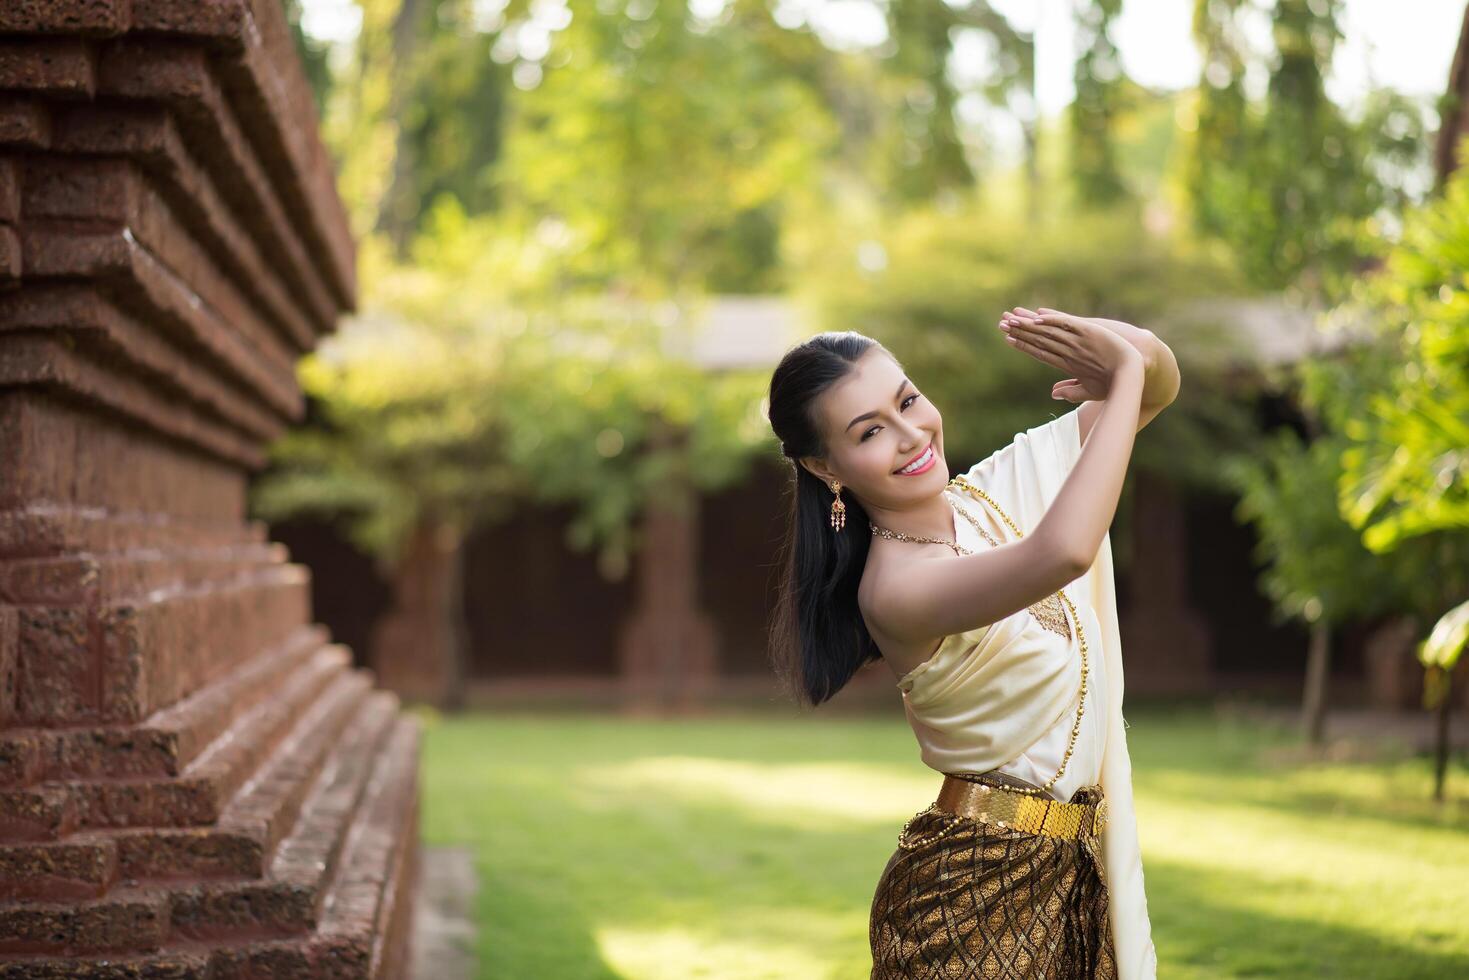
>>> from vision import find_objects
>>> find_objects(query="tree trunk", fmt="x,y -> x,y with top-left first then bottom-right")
375,0 -> 425,254
1432,3 -> 1469,186
440,522 -> 469,713
1433,667 -> 1453,802
1301,619 -> 1331,746
369,516 -> 467,708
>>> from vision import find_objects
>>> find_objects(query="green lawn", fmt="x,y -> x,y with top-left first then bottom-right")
416,700 -> 1469,979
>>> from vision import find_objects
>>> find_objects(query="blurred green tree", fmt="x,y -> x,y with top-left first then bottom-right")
1275,136 -> 1469,795
1070,0 -> 1130,205
479,0 -> 837,297
252,218 -> 771,705
1223,428 -> 1426,745
1184,0 -> 1429,301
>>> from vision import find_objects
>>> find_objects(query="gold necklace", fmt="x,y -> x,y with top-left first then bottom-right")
870,474 -> 1089,800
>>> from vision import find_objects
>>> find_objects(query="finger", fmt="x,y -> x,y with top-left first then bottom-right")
1012,330 -> 1071,362
1052,378 -> 1079,393
1012,306 -> 1039,318
1052,384 -> 1086,403
1010,316 -> 1077,350
1036,308 -> 1086,332
1005,334 -> 1069,373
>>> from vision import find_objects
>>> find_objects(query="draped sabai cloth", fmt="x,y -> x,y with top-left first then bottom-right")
894,406 -> 1158,980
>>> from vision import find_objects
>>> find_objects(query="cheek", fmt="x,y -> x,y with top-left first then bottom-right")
860,444 -> 899,478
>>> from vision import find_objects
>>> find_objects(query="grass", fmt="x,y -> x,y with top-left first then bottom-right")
414,700 -> 1469,979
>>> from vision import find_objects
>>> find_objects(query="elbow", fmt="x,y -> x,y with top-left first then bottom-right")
1059,549 -> 1093,581
1054,534 -> 1099,580
1033,531 -> 1092,584
1063,549 -> 1098,578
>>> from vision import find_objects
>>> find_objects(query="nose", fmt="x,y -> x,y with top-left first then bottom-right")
897,418 -> 927,446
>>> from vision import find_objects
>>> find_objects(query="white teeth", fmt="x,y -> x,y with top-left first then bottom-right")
898,445 -> 933,474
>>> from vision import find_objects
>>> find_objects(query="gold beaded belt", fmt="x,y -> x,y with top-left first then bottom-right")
898,772 -> 1108,850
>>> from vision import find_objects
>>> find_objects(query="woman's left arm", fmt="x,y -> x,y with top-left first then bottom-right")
1003,306 -> 1181,443
1083,316 -> 1180,412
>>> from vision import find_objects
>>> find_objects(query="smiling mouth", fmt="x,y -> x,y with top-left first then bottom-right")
895,442 -> 935,474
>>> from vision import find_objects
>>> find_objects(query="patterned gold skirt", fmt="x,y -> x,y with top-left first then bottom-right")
869,771 -> 1116,979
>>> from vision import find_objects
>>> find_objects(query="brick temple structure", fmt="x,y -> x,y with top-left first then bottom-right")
0,2 -> 420,976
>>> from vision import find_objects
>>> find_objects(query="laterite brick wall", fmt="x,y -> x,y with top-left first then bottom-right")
0,2 -> 421,975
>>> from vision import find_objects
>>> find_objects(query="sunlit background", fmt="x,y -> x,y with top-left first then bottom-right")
250,2 -> 1469,976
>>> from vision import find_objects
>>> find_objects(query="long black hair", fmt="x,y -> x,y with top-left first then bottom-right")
766,331 -> 895,708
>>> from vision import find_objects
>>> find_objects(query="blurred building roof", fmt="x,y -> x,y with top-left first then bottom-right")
1150,295 -> 1374,374
662,294 -> 814,369
671,293 -> 1375,376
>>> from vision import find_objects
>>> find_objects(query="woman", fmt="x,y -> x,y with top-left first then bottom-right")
765,307 -> 1178,979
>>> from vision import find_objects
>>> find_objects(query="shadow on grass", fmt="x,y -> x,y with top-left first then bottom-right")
1147,853 -> 1469,979
475,848 -> 627,980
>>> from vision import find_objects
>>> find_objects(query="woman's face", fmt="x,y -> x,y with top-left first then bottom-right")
801,349 -> 947,508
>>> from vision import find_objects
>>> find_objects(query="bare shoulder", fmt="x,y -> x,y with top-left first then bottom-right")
859,544 -> 947,680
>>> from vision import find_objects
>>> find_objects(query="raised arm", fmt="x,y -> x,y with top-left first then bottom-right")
869,335 -> 1145,643
1006,307 -> 1180,443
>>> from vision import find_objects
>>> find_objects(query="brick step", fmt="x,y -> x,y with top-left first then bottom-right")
0,693 -> 408,963
0,669 -> 389,904
0,505 -> 272,561
113,671 -> 383,881
318,715 -> 421,980
0,624 -> 327,788
19,564 -> 312,727
0,643 -> 351,839
81,652 -> 363,831
0,715 -> 422,978
0,949 -> 214,980
168,691 -> 401,942
0,884 -> 170,958
0,835 -> 116,903
0,784 -> 78,843
0,543 -> 288,607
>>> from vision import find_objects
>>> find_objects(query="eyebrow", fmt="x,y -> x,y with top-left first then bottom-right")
846,379 -> 911,432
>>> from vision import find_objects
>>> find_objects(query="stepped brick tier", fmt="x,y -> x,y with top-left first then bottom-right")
0,2 -> 422,977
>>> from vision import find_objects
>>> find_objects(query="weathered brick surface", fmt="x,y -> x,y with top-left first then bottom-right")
0,2 -> 417,975
15,566 -> 313,726
0,834 -> 116,902
0,626 -> 326,786
0,605 -> 17,727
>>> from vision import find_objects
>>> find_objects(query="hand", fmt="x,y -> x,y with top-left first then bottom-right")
997,306 -> 1142,401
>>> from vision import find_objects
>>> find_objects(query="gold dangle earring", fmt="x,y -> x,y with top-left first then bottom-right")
828,480 -> 846,532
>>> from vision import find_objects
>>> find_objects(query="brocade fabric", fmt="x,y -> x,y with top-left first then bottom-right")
870,773 -> 1116,979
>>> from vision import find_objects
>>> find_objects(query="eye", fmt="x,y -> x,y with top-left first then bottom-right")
860,393 -> 922,441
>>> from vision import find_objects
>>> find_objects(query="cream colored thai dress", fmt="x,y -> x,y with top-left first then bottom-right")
894,405 -> 1159,980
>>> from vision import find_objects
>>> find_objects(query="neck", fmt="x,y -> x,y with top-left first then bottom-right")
866,487 -> 957,542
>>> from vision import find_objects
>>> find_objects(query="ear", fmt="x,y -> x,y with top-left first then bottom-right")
800,458 -> 836,486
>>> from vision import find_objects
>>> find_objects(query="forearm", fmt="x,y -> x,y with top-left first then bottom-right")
1035,355 -> 1145,571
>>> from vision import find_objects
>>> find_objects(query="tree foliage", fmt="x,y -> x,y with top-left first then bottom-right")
1069,0 -> 1129,205
1311,137 -> 1469,558
490,0 -> 835,297
252,218 -> 771,579
1185,0 -> 1429,300
1223,427 -> 1423,631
